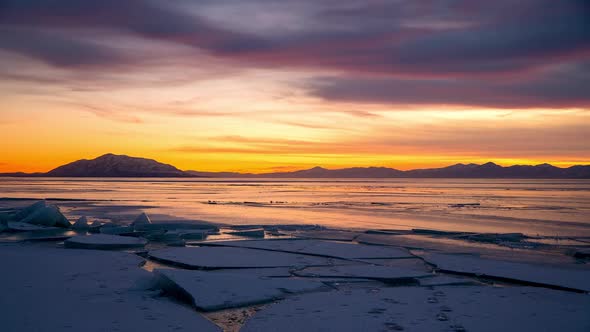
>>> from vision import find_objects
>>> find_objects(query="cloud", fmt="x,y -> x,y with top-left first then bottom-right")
171,120 -> 590,158
310,61 -> 590,108
0,0 -> 588,108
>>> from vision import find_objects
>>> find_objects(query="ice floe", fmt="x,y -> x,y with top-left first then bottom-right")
65,234 -> 147,250
227,228 -> 265,238
292,229 -> 361,241
419,252 -> 590,292
155,269 -> 329,311
203,239 -> 413,259
294,264 -> 431,283
149,246 -> 340,269
242,286 -> 590,332
0,246 -> 220,332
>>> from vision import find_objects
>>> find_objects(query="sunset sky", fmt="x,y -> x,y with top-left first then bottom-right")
1,0 -> 589,173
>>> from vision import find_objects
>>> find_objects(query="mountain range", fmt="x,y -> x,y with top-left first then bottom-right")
1,153 -> 589,178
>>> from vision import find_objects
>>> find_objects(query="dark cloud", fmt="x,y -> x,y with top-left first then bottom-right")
311,61 -> 590,108
0,0 -> 588,108
0,28 -> 127,67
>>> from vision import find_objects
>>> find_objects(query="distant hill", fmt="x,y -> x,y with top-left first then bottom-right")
45,153 -> 189,177
1,153 -> 589,178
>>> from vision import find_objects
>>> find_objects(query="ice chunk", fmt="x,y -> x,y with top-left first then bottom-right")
0,246 -> 220,332
149,246 -> 340,269
72,216 -> 89,230
65,234 -> 147,250
242,286 -> 590,332
100,225 -> 134,235
294,264 -> 431,282
155,269 -> 328,311
134,222 -> 218,232
13,200 -> 46,220
166,229 -> 209,240
131,212 -> 152,228
203,239 -> 413,259
227,228 -> 265,238
419,252 -> 590,292
20,204 -> 70,228
7,221 -> 58,232
292,230 -> 361,241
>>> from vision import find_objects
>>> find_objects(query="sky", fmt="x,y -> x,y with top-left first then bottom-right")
0,0 -> 589,173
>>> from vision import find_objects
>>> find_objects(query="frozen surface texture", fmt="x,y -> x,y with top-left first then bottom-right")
204,239 -> 413,259
242,286 -> 590,332
294,264 -> 431,282
149,246 -> 338,269
0,245 -> 220,332
65,234 -> 147,249
156,268 -> 328,311
420,252 -> 590,292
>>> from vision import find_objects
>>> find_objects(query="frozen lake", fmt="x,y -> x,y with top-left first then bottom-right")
1,178 -> 589,237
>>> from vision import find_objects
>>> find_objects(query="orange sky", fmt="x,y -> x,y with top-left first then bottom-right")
1,1 -> 589,173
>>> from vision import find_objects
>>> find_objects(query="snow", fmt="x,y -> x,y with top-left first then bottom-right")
0,245 -> 220,332
155,269 -> 329,311
65,234 -> 147,250
242,286 -> 590,332
203,239 -> 413,259
148,246 -> 341,269
419,252 -> 590,292
294,264 -> 431,282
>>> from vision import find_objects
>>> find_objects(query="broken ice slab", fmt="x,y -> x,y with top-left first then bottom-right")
148,246 -> 340,269
226,228 -> 265,238
241,286 -> 590,332
65,234 -> 147,250
133,222 -> 218,232
155,269 -> 329,311
202,239 -> 413,259
100,225 -> 134,235
6,221 -> 59,232
12,200 -> 46,220
293,264 -> 431,283
166,229 -> 210,240
0,246 -> 220,332
418,275 -> 480,287
206,267 -> 293,278
419,252 -> 590,292
291,229 -> 361,241
459,232 -> 525,243
19,203 -> 71,228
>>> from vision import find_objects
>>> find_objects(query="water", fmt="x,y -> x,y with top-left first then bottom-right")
1,178 -> 589,236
